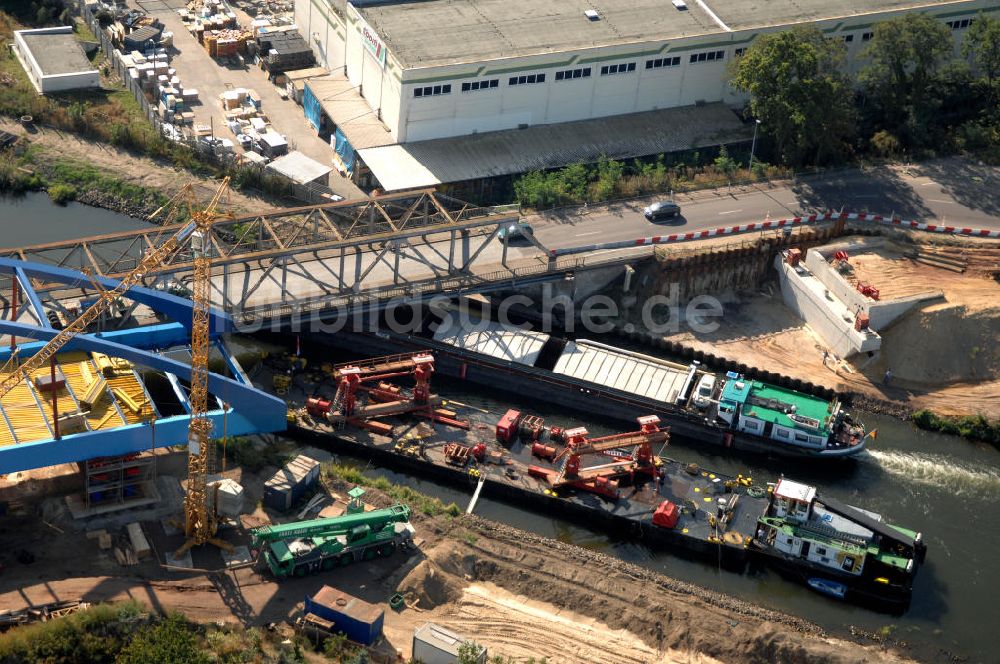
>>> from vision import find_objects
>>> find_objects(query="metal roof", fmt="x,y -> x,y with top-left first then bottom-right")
265,150 -> 332,184
352,0 -> 966,68
774,478 -> 817,504
433,318 -> 548,366
305,75 -> 395,150
553,340 -> 692,403
358,103 -> 750,191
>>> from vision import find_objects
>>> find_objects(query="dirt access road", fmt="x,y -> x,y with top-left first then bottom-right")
0,474 -> 915,664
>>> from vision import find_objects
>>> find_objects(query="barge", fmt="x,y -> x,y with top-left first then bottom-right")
301,313 -> 868,460
257,351 -> 924,610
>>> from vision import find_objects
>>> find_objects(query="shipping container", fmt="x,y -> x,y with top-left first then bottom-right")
304,585 -> 383,646
412,623 -> 487,664
263,454 -> 319,511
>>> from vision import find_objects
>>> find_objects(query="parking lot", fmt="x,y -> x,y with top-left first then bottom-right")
128,0 -> 364,200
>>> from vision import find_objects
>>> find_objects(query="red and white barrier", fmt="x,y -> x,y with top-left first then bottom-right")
551,211 -> 1000,257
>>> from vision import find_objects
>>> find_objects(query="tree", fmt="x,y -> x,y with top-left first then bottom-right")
963,14 -> 1000,107
860,14 -> 953,147
730,27 -> 856,166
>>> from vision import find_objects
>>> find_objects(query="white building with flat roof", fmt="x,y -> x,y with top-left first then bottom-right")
294,0 -> 996,191
13,27 -> 101,94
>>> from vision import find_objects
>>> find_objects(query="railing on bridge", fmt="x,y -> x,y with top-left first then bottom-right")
0,190 -> 511,281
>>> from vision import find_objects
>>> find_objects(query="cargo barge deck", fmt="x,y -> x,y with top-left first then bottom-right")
301,318 -> 867,461
257,352 -> 925,611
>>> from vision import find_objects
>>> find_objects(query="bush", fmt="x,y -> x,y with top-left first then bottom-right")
322,463 -> 464,518
116,613 -> 208,664
47,182 -> 77,204
870,130 -> 903,158
911,409 -> 1000,447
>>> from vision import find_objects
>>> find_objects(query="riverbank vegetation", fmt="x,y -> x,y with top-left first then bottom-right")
1,140 -> 171,214
912,409 -> 1000,447
323,462 -> 463,517
0,601 -> 275,663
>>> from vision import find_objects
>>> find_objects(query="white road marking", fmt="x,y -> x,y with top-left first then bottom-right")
574,231 -> 601,237
718,209 -> 743,215
927,199 -> 953,204
920,182 -> 937,187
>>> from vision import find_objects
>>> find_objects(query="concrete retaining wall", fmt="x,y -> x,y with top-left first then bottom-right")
805,239 -> 942,330
775,254 -> 881,358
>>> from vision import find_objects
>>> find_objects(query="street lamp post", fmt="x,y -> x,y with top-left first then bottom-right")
748,118 -> 762,173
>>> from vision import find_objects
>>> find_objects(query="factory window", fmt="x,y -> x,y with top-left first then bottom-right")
775,429 -> 789,439
946,18 -> 972,30
843,34 -> 854,43
413,84 -> 451,98
689,50 -> 726,64
600,61 -> 636,75
795,433 -> 810,443
646,56 -> 682,69
461,79 -> 499,92
733,48 -> 747,57
508,73 -> 546,86
816,547 -> 827,556
555,67 -> 592,81
743,420 -> 759,430
861,32 -> 874,41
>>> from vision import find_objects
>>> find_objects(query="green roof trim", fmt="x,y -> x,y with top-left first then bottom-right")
741,380 -> 833,435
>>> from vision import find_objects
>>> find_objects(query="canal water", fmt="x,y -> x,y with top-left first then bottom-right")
0,192 -> 150,249
4,194 -> 997,662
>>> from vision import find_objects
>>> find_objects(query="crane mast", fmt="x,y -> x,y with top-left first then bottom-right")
177,179 -> 231,555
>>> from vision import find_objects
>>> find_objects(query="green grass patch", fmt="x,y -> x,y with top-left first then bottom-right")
45,159 -> 168,208
47,182 -> 77,204
912,409 -> 1000,447
323,463 -> 464,517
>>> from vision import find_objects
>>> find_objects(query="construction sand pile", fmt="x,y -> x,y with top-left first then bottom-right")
880,305 -> 1000,384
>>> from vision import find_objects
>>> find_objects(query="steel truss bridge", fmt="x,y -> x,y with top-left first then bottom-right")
0,190 -> 629,328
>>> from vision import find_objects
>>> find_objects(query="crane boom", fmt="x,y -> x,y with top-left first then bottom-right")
250,504 -> 411,548
0,221 -> 198,400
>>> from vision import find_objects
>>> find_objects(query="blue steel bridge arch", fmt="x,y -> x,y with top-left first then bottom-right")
0,257 -> 232,332
0,260 -> 284,475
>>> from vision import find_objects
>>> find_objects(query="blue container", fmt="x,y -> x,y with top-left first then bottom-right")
304,585 -> 384,646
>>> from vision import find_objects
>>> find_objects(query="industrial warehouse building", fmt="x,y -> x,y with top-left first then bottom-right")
293,0 -> 996,193
13,27 -> 101,94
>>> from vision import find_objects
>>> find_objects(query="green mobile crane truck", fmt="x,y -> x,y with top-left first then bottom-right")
251,489 -> 414,578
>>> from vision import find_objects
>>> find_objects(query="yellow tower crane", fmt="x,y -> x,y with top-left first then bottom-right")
0,178 -> 233,555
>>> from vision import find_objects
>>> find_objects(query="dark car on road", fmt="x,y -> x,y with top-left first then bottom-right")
643,200 -> 682,221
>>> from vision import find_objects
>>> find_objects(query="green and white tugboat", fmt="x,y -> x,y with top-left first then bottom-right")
752,479 -> 926,609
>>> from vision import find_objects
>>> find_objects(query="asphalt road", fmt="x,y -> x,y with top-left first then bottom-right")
526,162 -> 1000,251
